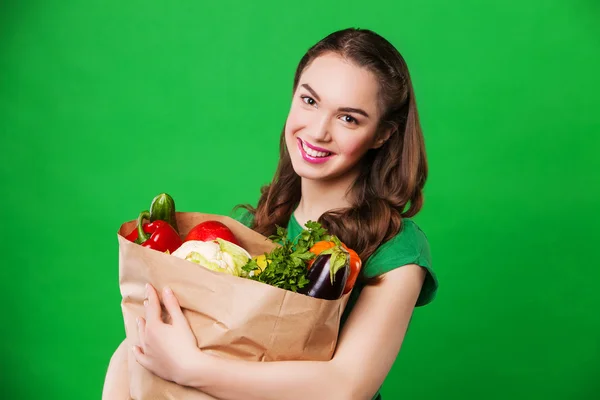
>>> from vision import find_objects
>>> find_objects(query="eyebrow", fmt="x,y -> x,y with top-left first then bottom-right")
300,83 -> 370,118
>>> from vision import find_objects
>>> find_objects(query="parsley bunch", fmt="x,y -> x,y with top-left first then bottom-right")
242,221 -> 330,292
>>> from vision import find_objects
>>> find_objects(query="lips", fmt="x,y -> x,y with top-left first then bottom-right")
302,139 -> 332,154
297,138 -> 334,164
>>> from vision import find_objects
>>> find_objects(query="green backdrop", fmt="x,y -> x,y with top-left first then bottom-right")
1,0 -> 598,399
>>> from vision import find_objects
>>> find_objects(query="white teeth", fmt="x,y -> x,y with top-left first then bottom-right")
302,141 -> 331,158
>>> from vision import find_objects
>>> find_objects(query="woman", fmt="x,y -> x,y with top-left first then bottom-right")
103,27 -> 438,400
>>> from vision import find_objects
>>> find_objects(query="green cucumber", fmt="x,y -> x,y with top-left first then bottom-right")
149,192 -> 179,233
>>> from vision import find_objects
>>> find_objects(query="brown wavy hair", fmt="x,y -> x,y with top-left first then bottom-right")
235,27 -> 428,266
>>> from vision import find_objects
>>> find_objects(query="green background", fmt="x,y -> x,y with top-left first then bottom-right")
1,0 -> 599,398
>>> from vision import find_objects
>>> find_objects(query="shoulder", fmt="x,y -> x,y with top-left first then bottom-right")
229,206 -> 255,228
365,218 -> 431,274
363,218 -> 437,306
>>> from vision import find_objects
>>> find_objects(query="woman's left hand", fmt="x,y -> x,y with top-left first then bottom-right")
132,283 -> 202,386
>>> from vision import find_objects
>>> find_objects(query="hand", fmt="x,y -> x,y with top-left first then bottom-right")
132,283 -> 203,386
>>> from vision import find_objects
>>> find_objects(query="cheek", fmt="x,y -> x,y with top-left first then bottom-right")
285,107 -> 305,137
284,113 -> 302,152
338,136 -> 373,158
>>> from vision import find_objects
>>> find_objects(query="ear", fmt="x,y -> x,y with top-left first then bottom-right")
371,126 -> 395,149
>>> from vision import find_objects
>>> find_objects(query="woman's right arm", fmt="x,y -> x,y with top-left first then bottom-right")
133,264 -> 427,400
102,339 -> 131,400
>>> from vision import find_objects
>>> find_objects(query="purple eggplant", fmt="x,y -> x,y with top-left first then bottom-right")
299,248 -> 349,300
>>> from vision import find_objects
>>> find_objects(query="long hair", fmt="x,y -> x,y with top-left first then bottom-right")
236,28 -> 428,266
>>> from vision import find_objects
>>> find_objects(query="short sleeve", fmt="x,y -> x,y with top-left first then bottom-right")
363,219 -> 438,307
229,206 -> 255,228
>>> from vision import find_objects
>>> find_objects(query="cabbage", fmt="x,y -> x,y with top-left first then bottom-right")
171,239 -> 251,277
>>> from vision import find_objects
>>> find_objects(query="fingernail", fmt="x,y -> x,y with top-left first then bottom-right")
164,286 -> 172,296
136,317 -> 140,325
143,299 -> 148,307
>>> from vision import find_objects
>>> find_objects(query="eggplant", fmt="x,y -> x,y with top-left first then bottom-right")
299,249 -> 349,300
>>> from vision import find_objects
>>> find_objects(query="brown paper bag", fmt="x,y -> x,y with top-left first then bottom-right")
117,212 -> 350,399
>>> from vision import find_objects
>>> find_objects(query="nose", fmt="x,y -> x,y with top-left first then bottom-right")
308,114 -> 331,142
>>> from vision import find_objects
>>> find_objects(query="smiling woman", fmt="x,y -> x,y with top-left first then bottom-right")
103,27 -> 438,400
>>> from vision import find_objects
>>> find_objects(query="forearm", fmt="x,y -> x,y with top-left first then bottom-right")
102,339 -> 131,400
185,351 -> 355,400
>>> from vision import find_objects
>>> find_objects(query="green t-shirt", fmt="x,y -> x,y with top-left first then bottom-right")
231,208 -> 438,399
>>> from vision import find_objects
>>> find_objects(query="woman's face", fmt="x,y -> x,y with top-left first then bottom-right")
284,52 -> 387,183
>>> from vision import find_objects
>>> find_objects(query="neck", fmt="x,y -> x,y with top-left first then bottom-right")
293,172 -> 358,227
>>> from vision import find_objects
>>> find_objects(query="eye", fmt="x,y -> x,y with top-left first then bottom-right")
341,115 -> 358,125
300,95 -> 317,107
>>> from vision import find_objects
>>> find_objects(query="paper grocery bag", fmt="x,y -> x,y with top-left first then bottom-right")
116,212 -> 351,400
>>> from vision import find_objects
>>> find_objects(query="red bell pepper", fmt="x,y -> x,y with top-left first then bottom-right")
133,211 -> 183,253
125,222 -> 152,243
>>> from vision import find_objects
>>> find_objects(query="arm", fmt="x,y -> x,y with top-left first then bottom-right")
102,339 -> 131,400
134,264 -> 426,400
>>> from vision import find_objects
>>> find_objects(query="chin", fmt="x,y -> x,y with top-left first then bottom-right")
290,159 -> 348,183
290,160 -> 327,181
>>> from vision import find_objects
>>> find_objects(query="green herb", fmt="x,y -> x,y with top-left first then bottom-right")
242,220 -> 329,292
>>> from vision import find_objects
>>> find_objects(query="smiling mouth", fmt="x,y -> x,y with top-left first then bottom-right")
298,139 -> 332,158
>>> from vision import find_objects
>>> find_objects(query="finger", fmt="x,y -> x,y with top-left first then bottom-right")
162,286 -> 186,325
132,345 -> 151,368
144,283 -> 162,322
136,316 -> 146,349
